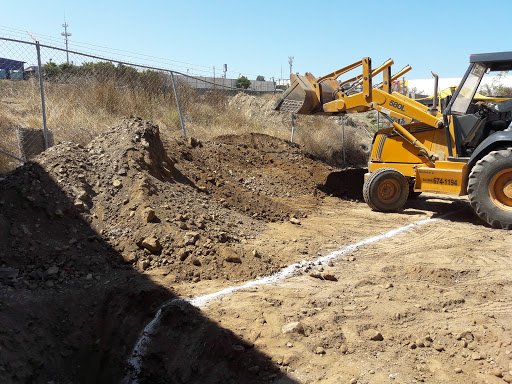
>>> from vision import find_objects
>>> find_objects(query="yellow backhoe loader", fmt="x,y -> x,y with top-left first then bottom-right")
273,53 -> 512,229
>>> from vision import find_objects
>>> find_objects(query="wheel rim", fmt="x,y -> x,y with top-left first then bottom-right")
489,169 -> 512,211
377,179 -> 400,204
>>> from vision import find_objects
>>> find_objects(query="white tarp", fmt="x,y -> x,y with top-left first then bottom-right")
407,75 -> 512,95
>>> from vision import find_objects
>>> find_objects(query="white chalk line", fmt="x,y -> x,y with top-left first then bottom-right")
190,216 -> 439,307
123,215 -> 440,383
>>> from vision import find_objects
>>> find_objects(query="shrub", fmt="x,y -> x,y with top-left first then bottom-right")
236,76 -> 251,89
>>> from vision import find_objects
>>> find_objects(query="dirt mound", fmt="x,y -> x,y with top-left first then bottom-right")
228,92 -> 280,120
227,92 -> 373,168
2,116 -> 511,384
1,118 -> 336,287
167,132 -> 331,221
0,117 -> 337,383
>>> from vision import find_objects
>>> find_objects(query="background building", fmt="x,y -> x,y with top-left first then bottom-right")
0,57 -> 25,79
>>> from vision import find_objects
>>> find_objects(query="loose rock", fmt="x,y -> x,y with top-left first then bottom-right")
282,322 -> 305,335
315,347 -> 326,355
491,368 -> 503,378
141,236 -> 162,253
138,259 -> 150,271
322,273 -> 338,281
122,253 -> 137,263
290,217 -> 301,225
368,329 -> 384,341
141,207 -> 156,223
221,248 -> 242,263
184,232 -> 199,246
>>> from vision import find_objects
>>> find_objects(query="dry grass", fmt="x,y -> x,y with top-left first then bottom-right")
0,79 -> 374,173
293,114 -> 373,166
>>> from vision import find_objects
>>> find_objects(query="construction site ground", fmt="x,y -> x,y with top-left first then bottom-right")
1,118 -> 511,384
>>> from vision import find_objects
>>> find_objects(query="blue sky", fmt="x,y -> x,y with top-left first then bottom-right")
1,0 -> 511,81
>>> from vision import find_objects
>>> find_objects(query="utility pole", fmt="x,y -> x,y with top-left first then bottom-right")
61,19 -> 71,64
288,56 -> 294,74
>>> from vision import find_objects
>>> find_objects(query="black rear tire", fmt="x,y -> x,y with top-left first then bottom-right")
468,148 -> 512,229
363,168 -> 409,212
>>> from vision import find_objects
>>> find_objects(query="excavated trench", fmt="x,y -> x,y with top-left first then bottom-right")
1,112 -> 509,383
2,118 -> 342,383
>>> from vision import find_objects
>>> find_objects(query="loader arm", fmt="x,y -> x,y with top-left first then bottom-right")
273,57 -> 443,129
272,52 -> 512,229
272,57 -> 447,166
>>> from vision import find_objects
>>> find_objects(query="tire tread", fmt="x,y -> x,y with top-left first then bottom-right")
468,148 -> 512,229
363,168 -> 409,212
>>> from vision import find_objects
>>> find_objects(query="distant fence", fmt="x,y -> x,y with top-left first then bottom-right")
0,36 -> 284,170
176,75 -> 275,92
0,36 -> 365,173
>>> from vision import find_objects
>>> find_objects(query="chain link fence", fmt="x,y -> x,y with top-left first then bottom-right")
1,36 -> 374,174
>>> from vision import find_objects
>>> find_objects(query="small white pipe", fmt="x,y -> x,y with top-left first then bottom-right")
124,216 -> 439,383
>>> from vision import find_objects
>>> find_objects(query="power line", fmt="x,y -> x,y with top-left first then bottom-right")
0,24 -> 272,79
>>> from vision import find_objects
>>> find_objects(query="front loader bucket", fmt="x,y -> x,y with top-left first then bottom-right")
272,73 -> 322,114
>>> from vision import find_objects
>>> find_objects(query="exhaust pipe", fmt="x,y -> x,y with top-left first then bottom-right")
429,71 -> 439,114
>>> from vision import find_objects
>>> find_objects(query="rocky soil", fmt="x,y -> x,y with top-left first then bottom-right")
1,117 -> 511,384
0,117 -> 335,383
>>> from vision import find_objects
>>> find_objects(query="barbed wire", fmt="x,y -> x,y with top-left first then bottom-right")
0,36 -> 268,92
0,36 -> 284,174
0,24 -> 273,80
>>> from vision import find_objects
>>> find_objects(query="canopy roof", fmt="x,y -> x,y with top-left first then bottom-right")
470,51 -> 512,72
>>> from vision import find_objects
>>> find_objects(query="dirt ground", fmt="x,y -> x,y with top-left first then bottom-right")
192,197 -> 512,384
1,118 -> 511,384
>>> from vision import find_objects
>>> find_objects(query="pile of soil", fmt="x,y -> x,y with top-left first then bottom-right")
228,93 -> 283,121
0,117 -> 337,383
3,116 -> 511,384
1,117 -> 335,286
228,92 -> 373,168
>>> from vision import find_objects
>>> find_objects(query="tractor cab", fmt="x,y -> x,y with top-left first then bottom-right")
272,52 -> 512,228
444,51 -> 512,158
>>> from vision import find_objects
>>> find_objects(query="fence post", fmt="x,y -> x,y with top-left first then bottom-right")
342,116 -> 346,166
170,71 -> 187,138
290,113 -> 296,143
35,41 -> 49,149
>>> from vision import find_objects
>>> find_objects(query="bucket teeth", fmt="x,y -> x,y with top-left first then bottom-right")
272,73 -> 330,115
274,99 -> 303,113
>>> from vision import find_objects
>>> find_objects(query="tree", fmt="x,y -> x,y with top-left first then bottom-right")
236,75 -> 251,89
42,61 -> 61,77
479,71 -> 512,96
256,75 -> 265,81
